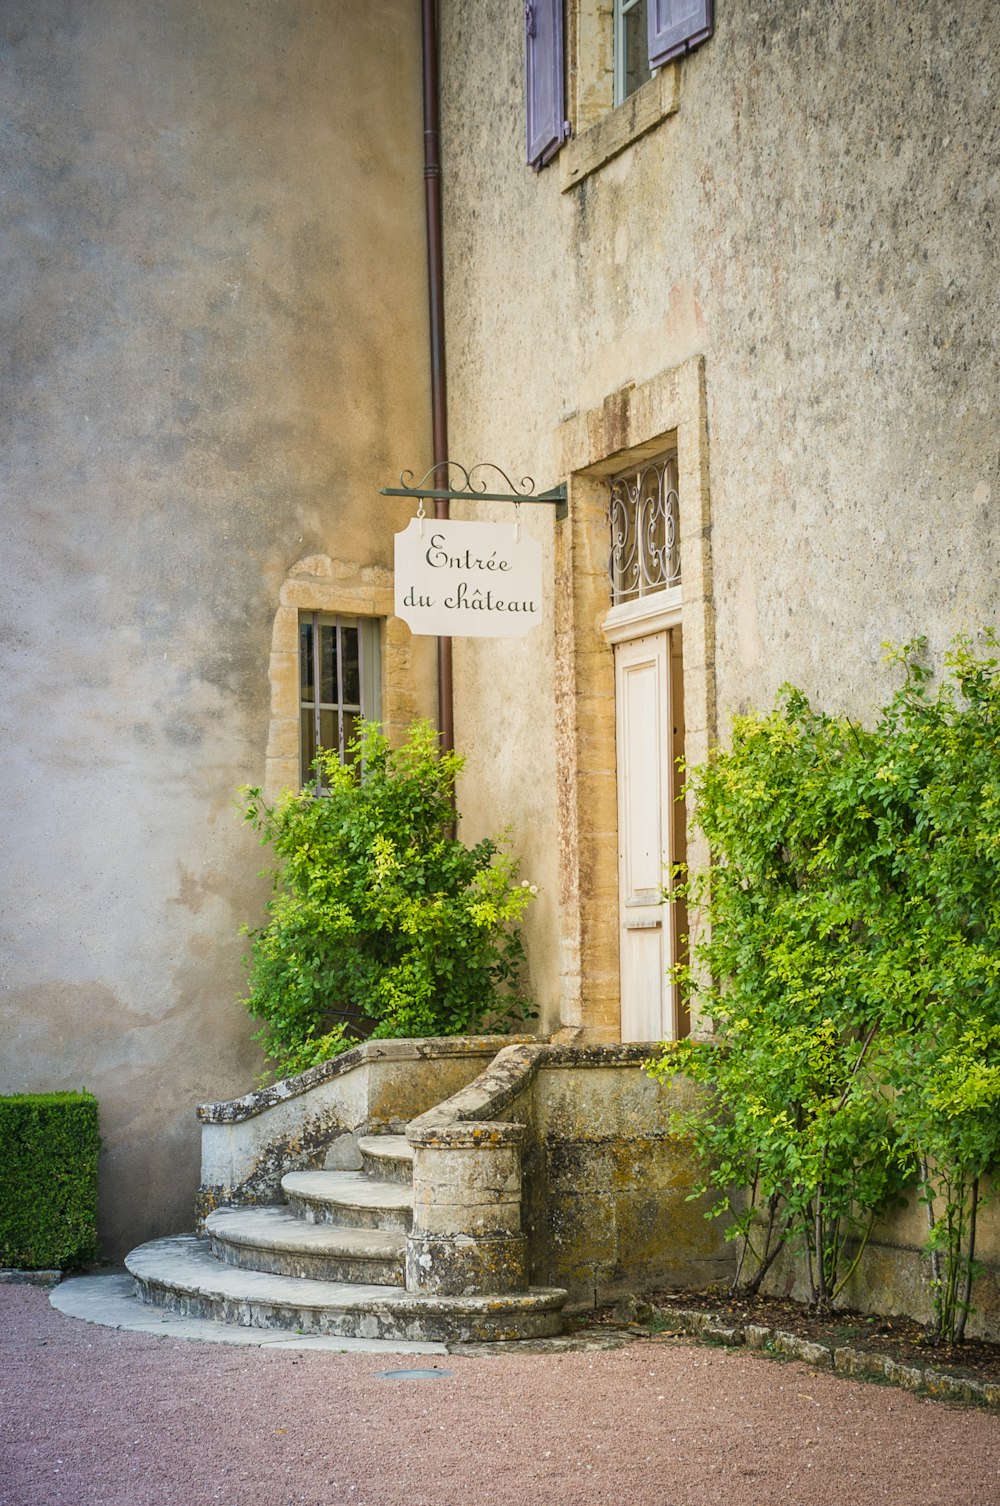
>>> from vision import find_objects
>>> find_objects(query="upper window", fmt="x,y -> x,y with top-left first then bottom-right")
299,613 -> 380,788
528,1 -> 714,171
614,0 -> 653,106
608,452 -> 680,606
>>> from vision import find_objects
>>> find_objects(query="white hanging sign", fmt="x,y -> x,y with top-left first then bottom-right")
394,517 -> 543,638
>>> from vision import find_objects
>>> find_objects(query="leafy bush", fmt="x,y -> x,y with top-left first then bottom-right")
0,1092 -> 99,1270
874,639 -> 1000,1340
240,720 -> 536,1075
651,637 -> 1000,1338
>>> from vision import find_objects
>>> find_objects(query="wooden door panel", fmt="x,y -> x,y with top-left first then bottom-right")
615,631 -> 675,1042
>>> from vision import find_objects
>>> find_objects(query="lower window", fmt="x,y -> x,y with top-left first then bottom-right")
299,613 -> 381,787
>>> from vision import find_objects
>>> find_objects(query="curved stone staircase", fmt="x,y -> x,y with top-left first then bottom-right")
126,1133 -> 567,1344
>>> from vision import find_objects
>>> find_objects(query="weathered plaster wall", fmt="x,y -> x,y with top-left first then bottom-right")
527,1060 -> 732,1306
439,0 -> 1000,1021
408,1042 -> 732,1306
0,0 -> 435,1257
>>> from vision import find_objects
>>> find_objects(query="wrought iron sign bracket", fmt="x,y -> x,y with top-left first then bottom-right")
381,462 -> 567,520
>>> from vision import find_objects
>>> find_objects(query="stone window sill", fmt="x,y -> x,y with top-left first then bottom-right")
559,63 -> 680,192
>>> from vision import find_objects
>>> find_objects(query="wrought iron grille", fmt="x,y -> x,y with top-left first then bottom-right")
607,453 -> 680,605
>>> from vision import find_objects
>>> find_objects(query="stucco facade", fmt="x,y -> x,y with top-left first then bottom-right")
0,1 -> 436,1256
439,0 -> 1000,1036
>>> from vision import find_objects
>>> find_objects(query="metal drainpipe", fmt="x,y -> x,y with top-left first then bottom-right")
421,0 -> 455,754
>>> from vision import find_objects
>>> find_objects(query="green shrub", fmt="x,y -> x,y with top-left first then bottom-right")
240,719 -> 536,1075
874,637 -> 1000,1341
651,636 -> 1000,1337
0,1092 -> 99,1270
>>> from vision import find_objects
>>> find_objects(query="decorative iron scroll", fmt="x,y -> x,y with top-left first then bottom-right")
607,454 -> 681,605
396,462 -> 537,499
381,462 -> 565,511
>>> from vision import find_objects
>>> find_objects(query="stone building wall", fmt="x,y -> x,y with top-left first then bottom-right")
0,1 -> 436,1256
437,0 -> 1000,1029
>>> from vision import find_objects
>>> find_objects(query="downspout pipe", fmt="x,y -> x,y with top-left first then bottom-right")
421,0 -> 455,753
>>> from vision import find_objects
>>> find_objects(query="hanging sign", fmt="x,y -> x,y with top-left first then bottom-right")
394,517 -> 543,638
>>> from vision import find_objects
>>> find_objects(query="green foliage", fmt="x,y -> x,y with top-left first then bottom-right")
0,1093 -> 99,1270
240,720 -> 536,1076
650,635 -> 1000,1336
873,637 -> 1000,1340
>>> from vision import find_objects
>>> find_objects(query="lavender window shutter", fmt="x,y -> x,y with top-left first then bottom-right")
525,0 -> 567,170
647,0 -> 713,69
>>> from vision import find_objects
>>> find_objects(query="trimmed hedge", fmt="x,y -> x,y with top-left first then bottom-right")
0,1092 -> 99,1270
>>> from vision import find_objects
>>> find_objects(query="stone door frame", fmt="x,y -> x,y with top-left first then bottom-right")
553,356 -> 715,1041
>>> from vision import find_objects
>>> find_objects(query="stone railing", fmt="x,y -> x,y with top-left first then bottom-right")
196,1033 -> 732,1308
403,1041 -> 729,1307
195,1035 -> 532,1225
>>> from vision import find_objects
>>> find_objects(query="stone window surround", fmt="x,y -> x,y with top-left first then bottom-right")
553,355 -> 714,1043
561,1 -> 681,192
264,555 -> 421,801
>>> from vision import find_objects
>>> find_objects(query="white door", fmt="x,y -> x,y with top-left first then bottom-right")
615,630 -> 680,1042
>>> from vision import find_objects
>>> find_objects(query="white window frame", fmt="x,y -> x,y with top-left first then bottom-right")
613,0 -> 653,107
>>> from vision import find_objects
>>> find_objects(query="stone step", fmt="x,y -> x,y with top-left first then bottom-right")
358,1134 -> 414,1184
205,1207 -> 406,1286
282,1169 -> 413,1234
127,1235 -> 567,1343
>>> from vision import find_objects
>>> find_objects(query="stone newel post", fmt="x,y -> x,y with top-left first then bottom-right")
405,1121 -> 528,1296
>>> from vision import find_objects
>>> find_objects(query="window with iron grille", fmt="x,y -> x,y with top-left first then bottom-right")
298,613 -> 381,788
607,452 -> 681,605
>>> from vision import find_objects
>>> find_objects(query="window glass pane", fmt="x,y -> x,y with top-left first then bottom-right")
299,620 -> 314,704
638,465 -> 665,591
342,626 -> 360,707
319,707 -> 341,759
342,710 -> 359,762
320,624 -> 338,706
624,0 -> 651,98
360,617 -> 382,727
301,708 -> 317,784
299,613 -> 379,789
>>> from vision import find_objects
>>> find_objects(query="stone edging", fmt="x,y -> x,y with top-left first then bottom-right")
1,1268 -> 63,1287
668,1307 -> 1000,1409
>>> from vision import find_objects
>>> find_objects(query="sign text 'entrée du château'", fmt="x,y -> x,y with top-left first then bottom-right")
394,518 -> 543,638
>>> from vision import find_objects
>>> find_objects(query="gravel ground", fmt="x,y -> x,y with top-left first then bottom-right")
2,1286 -> 999,1506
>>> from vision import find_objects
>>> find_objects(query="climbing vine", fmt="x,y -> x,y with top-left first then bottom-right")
650,636 -> 1000,1340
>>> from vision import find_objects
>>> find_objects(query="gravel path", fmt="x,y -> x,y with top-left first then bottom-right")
2,1286 -> 998,1506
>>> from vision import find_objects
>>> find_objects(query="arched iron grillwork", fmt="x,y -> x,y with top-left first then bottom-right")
607,453 -> 680,605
